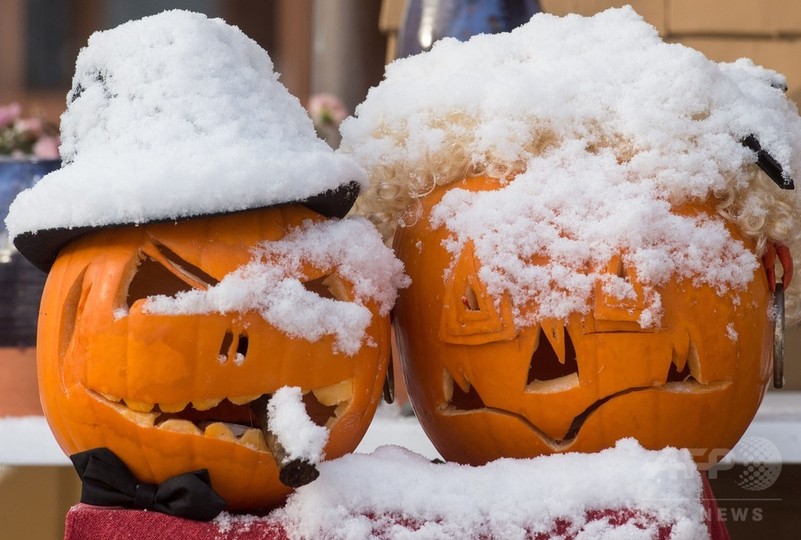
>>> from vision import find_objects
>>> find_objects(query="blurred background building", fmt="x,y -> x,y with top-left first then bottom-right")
1,1 -> 800,538
0,0 -> 388,122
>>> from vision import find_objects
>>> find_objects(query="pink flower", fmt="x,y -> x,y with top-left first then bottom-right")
0,102 -> 22,129
307,93 -> 348,128
33,136 -> 61,159
1,103 -> 59,157
15,117 -> 45,138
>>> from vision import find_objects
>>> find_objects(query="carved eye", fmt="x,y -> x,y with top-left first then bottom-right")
126,239 -> 219,308
439,242 -> 515,345
302,273 -> 351,302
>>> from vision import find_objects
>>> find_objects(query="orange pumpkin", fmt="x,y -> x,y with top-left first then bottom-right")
37,205 -> 390,510
393,176 -> 772,468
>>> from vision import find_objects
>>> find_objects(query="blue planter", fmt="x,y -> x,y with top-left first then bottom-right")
0,158 -> 60,347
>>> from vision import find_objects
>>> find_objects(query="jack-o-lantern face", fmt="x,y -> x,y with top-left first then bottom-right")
394,176 -> 772,467
38,205 -> 390,510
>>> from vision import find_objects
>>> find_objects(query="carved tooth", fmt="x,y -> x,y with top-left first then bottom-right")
99,392 -> 121,403
672,331 -> 690,373
192,398 -> 223,411
227,424 -> 248,438
204,422 -> 236,442
443,370 -> 454,403
125,399 -> 155,413
229,394 -> 262,405
238,428 -> 269,452
113,404 -> 157,427
158,419 -> 202,435
159,402 -> 189,413
541,319 -> 566,364
333,401 -> 349,420
687,339 -> 704,383
312,380 -> 353,406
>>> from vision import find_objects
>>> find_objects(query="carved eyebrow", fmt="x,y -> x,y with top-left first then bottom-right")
142,235 -> 220,290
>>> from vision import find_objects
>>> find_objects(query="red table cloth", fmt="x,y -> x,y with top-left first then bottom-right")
64,475 -> 728,539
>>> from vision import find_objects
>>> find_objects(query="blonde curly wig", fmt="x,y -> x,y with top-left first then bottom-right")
340,8 -> 801,325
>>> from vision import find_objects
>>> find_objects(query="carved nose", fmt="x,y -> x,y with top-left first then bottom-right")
218,329 -> 249,366
593,254 -> 648,325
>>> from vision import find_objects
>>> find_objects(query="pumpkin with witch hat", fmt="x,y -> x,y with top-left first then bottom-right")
6,10 -> 407,513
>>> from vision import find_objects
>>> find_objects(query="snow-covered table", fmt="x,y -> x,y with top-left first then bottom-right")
64,487 -> 731,540
62,440 -> 730,539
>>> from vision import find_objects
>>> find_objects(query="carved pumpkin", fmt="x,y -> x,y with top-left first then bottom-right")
37,205 -> 390,510
393,176 -> 772,467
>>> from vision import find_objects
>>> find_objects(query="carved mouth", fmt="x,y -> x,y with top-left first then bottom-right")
91,379 -> 352,453
440,327 -> 730,449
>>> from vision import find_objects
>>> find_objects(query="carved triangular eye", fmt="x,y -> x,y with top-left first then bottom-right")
146,239 -> 218,290
127,256 -> 196,308
302,273 -> 351,302
439,241 -> 515,345
127,239 -> 219,308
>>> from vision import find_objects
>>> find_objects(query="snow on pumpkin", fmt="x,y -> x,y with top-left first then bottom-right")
342,6 -> 801,327
144,217 -> 409,355
429,154 -> 760,328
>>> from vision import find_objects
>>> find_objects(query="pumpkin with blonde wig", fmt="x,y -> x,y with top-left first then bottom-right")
341,8 -> 801,467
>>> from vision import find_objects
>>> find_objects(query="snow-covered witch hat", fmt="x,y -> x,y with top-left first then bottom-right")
5,10 -> 366,272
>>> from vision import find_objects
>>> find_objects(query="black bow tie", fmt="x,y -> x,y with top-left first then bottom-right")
71,448 -> 226,521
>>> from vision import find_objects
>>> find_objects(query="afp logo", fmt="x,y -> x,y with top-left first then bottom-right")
708,436 -> 783,491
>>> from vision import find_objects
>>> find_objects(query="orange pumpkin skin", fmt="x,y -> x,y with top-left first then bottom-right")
394,176 -> 772,468
38,206 -> 390,510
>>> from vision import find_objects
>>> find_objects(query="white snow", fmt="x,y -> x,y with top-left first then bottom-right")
144,217 -> 409,355
4,10 -> 366,239
342,6 -> 801,327
267,438 -> 707,539
430,156 -> 759,328
344,8 -> 801,189
266,387 -> 328,465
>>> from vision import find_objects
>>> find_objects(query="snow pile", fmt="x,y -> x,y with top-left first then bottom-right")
267,386 -> 328,464
271,439 -> 708,539
5,9 -> 366,239
342,6 -> 801,324
144,218 -> 409,355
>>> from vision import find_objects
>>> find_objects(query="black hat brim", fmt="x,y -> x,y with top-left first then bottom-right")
15,180 -> 361,273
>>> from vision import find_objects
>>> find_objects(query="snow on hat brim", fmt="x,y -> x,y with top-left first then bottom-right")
14,180 -> 361,273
